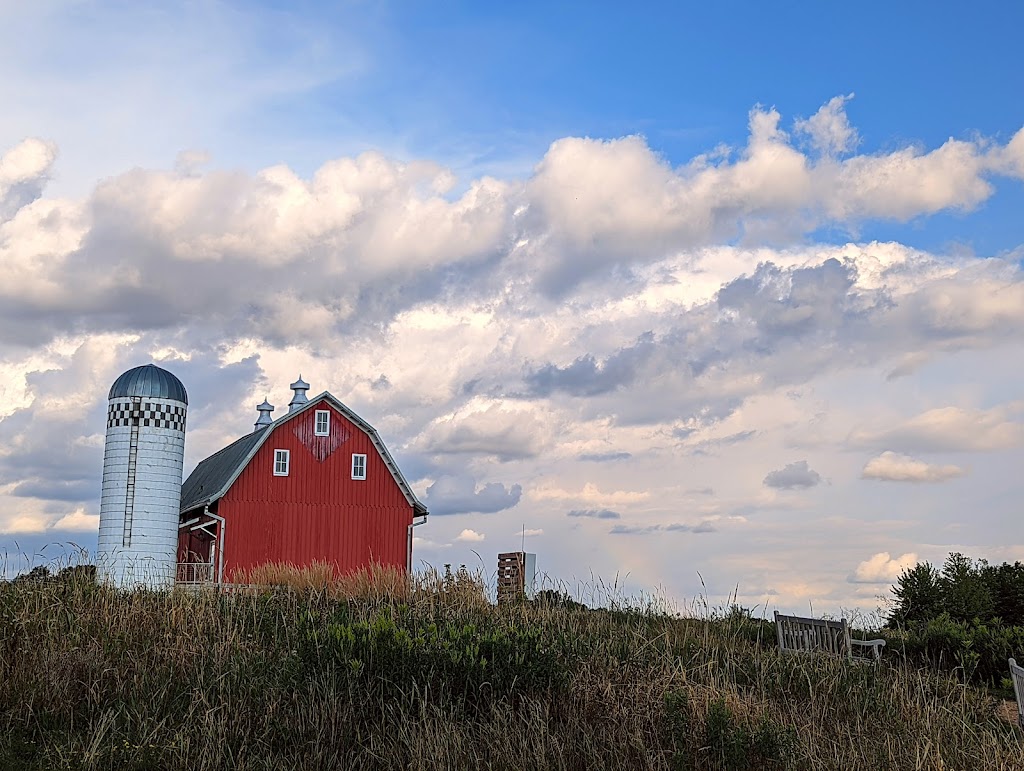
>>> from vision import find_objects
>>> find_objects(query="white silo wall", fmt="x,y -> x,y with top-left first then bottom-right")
96,396 -> 186,589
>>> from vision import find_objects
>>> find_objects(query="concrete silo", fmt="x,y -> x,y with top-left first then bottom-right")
97,364 -> 188,589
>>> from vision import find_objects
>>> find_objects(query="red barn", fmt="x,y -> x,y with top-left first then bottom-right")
177,378 -> 428,584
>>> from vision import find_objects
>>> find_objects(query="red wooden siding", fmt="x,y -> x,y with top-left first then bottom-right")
217,400 -> 414,579
292,409 -> 351,461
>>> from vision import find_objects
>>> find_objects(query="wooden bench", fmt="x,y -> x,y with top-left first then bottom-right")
1010,658 -> 1024,728
774,611 -> 886,662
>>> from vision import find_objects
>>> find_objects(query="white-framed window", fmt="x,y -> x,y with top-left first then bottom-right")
274,449 -> 290,476
314,409 -> 330,436
351,453 -> 367,480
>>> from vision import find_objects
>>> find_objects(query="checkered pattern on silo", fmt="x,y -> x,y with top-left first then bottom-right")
107,402 -> 187,431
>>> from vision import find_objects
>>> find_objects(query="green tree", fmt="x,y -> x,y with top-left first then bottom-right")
939,553 -> 993,623
980,561 -> 1024,625
889,562 -> 942,626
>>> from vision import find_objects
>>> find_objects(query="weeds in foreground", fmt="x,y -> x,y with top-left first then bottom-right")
0,566 -> 1021,770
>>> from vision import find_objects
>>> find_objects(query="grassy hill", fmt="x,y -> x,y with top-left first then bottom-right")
1,567 -> 1021,770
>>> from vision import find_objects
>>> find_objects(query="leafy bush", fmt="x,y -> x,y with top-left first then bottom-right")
881,613 -> 1024,688
532,589 -> 589,611
309,610 -> 566,710
703,699 -> 797,770
662,692 -> 797,770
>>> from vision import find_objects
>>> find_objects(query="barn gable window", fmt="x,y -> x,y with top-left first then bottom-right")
274,449 -> 290,476
351,453 -> 367,480
314,410 -> 330,436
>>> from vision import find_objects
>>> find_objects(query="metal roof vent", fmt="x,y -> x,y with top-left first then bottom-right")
254,398 -> 274,431
288,375 -> 310,413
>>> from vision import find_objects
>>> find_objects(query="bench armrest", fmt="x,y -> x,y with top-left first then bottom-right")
850,638 -> 886,660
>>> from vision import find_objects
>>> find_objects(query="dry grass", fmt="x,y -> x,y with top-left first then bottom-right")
1,565 -> 1022,770
236,561 -> 493,615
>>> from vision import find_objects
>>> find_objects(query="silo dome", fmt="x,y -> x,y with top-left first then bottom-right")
109,364 -> 188,404
97,363 -> 188,589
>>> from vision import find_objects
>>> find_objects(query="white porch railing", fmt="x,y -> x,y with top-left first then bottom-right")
176,561 -> 214,584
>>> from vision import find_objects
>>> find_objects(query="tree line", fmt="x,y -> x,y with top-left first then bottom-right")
888,552 -> 1024,627
883,552 -> 1024,688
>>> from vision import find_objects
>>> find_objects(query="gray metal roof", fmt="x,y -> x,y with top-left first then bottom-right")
180,431 -> 264,513
109,364 -> 188,404
179,392 -> 428,516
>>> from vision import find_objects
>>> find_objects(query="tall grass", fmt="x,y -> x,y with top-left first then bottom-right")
1,566 -> 1021,770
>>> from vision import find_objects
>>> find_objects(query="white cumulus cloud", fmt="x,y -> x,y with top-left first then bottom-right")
850,552 -> 918,583
795,93 -> 859,156
851,404 -> 1024,453
861,451 -> 966,483
51,508 -> 100,532
0,138 -> 58,222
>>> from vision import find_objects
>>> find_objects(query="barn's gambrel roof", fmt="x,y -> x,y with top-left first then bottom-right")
180,393 -> 428,516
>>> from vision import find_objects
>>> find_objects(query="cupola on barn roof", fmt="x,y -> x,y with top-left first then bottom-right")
108,363 -> 188,404
288,375 -> 310,413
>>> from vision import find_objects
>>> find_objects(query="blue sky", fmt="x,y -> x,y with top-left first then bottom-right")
1,1 -> 1022,615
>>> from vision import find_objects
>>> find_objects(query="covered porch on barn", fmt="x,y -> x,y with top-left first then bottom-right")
177,507 -> 225,586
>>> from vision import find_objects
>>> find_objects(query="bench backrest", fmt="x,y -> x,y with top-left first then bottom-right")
1010,658 -> 1024,728
774,611 -> 851,658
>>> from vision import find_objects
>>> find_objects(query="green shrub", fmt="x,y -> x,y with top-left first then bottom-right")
704,698 -> 796,770
882,613 -> 1024,689
309,610 -> 566,711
